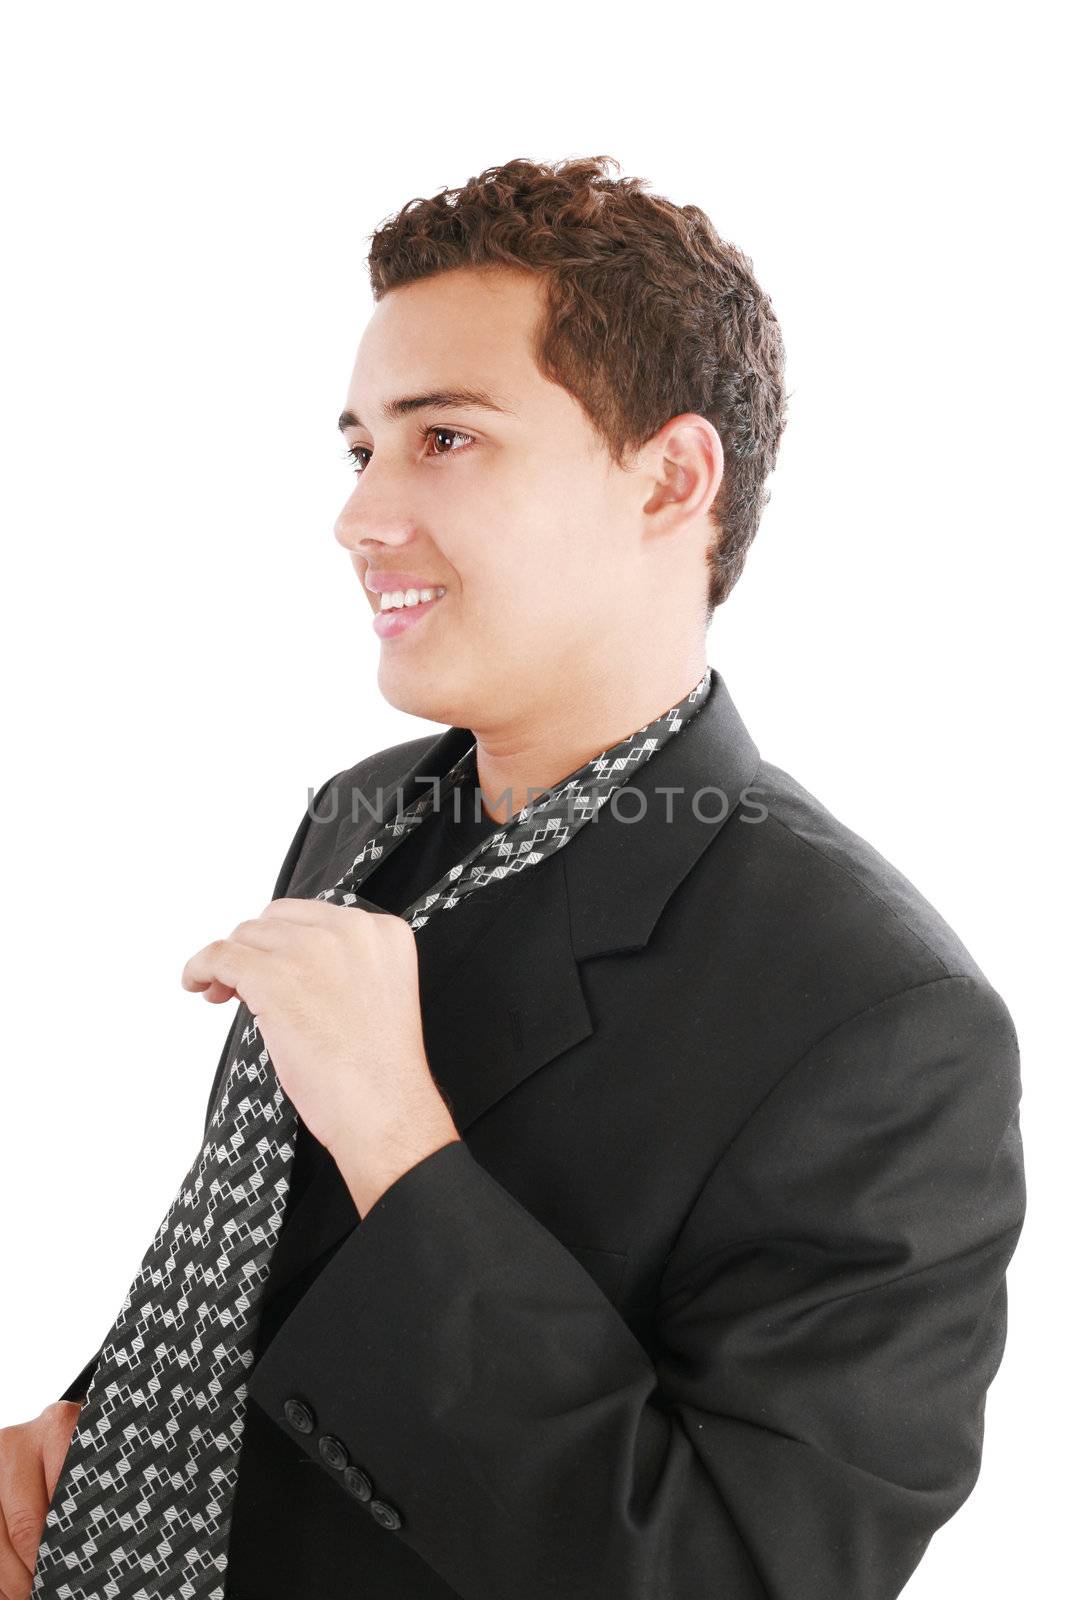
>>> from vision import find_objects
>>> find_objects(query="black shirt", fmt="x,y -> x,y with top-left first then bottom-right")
356,759 -> 502,916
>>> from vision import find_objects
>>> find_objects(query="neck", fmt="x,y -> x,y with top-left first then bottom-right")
470,654 -> 709,826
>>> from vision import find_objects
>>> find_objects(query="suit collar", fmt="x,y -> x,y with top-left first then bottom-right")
261,668 -> 760,1304
563,668 -> 759,959
384,666 -> 761,967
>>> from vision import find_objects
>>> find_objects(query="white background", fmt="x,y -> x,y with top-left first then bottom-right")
1,4 -> 1061,1594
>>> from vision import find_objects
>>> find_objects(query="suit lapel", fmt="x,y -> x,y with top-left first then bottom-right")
261,669 -> 760,1307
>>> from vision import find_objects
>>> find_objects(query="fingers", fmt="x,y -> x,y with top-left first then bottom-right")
180,938 -> 247,998
0,1407 -> 86,1599
226,918 -> 302,952
0,1472 -> 41,1600
39,1405 -> 80,1501
196,921 -> 276,1005
0,1497 -> 31,1598
181,936 -> 280,1013
195,979 -> 238,1004
181,897 -> 372,1004
258,897 -> 355,924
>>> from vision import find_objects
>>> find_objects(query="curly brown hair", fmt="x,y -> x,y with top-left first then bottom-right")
365,155 -> 788,618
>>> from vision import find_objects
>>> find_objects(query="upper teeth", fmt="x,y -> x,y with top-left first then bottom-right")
379,586 -> 446,611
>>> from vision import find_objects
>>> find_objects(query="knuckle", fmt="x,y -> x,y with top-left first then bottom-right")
0,1419 -> 28,1454
42,1400 -> 79,1430
6,1503 -> 43,1559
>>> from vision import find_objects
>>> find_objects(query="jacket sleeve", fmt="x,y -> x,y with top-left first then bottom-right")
56,770 -> 341,1406
247,971 -> 1026,1600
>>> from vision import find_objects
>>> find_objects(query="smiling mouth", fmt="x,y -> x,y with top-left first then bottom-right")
371,588 -> 447,639
375,584 -> 448,614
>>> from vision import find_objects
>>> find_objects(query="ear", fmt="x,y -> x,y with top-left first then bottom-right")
640,413 -> 724,527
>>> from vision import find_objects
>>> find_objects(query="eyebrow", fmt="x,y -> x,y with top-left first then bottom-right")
337,387 -> 516,432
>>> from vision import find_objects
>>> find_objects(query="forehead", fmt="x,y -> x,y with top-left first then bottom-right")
347,267 -> 546,412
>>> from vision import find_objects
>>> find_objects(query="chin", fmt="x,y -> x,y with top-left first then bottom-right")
376,658 -> 474,731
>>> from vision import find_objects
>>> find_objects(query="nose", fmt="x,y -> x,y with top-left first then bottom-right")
333,500 -> 420,562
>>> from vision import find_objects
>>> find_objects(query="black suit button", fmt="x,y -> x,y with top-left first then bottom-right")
369,1498 -> 403,1530
318,1433 -> 349,1470
282,1397 -> 316,1434
343,1464 -> 373,1501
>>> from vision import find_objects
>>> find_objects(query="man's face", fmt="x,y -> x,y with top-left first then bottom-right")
334,265 -> 649,731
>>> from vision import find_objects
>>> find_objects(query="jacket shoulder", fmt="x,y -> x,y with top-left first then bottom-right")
280,732 -> 442,900
316,732 -> 447,819
733,756 -> 995,996
329,730 -> 442,802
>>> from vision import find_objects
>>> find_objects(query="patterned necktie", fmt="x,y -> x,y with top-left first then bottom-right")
31,665 -> 712,1599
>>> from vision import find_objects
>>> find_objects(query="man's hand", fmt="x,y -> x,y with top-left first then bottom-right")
0,1401 -> 82,1600
181,898 -> 461,1214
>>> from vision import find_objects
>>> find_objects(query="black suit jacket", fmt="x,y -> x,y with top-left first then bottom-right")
60,671 -> 1026,1600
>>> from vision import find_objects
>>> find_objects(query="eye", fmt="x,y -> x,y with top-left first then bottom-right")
343,425 -> 476,476
425,424 -> 477,459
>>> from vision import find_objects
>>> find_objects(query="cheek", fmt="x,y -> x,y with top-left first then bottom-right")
451,482 -> 605,634
466,569 -> 557,637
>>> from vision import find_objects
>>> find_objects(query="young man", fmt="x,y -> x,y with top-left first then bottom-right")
12,156 -> 1024,1600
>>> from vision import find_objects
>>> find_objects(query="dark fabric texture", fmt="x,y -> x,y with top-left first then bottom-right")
358,755 -> 504,913
57,670 -> 1026,1600
45,673 -> 713,1600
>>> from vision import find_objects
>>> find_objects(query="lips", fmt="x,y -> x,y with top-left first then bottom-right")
371,589 -> 446,640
